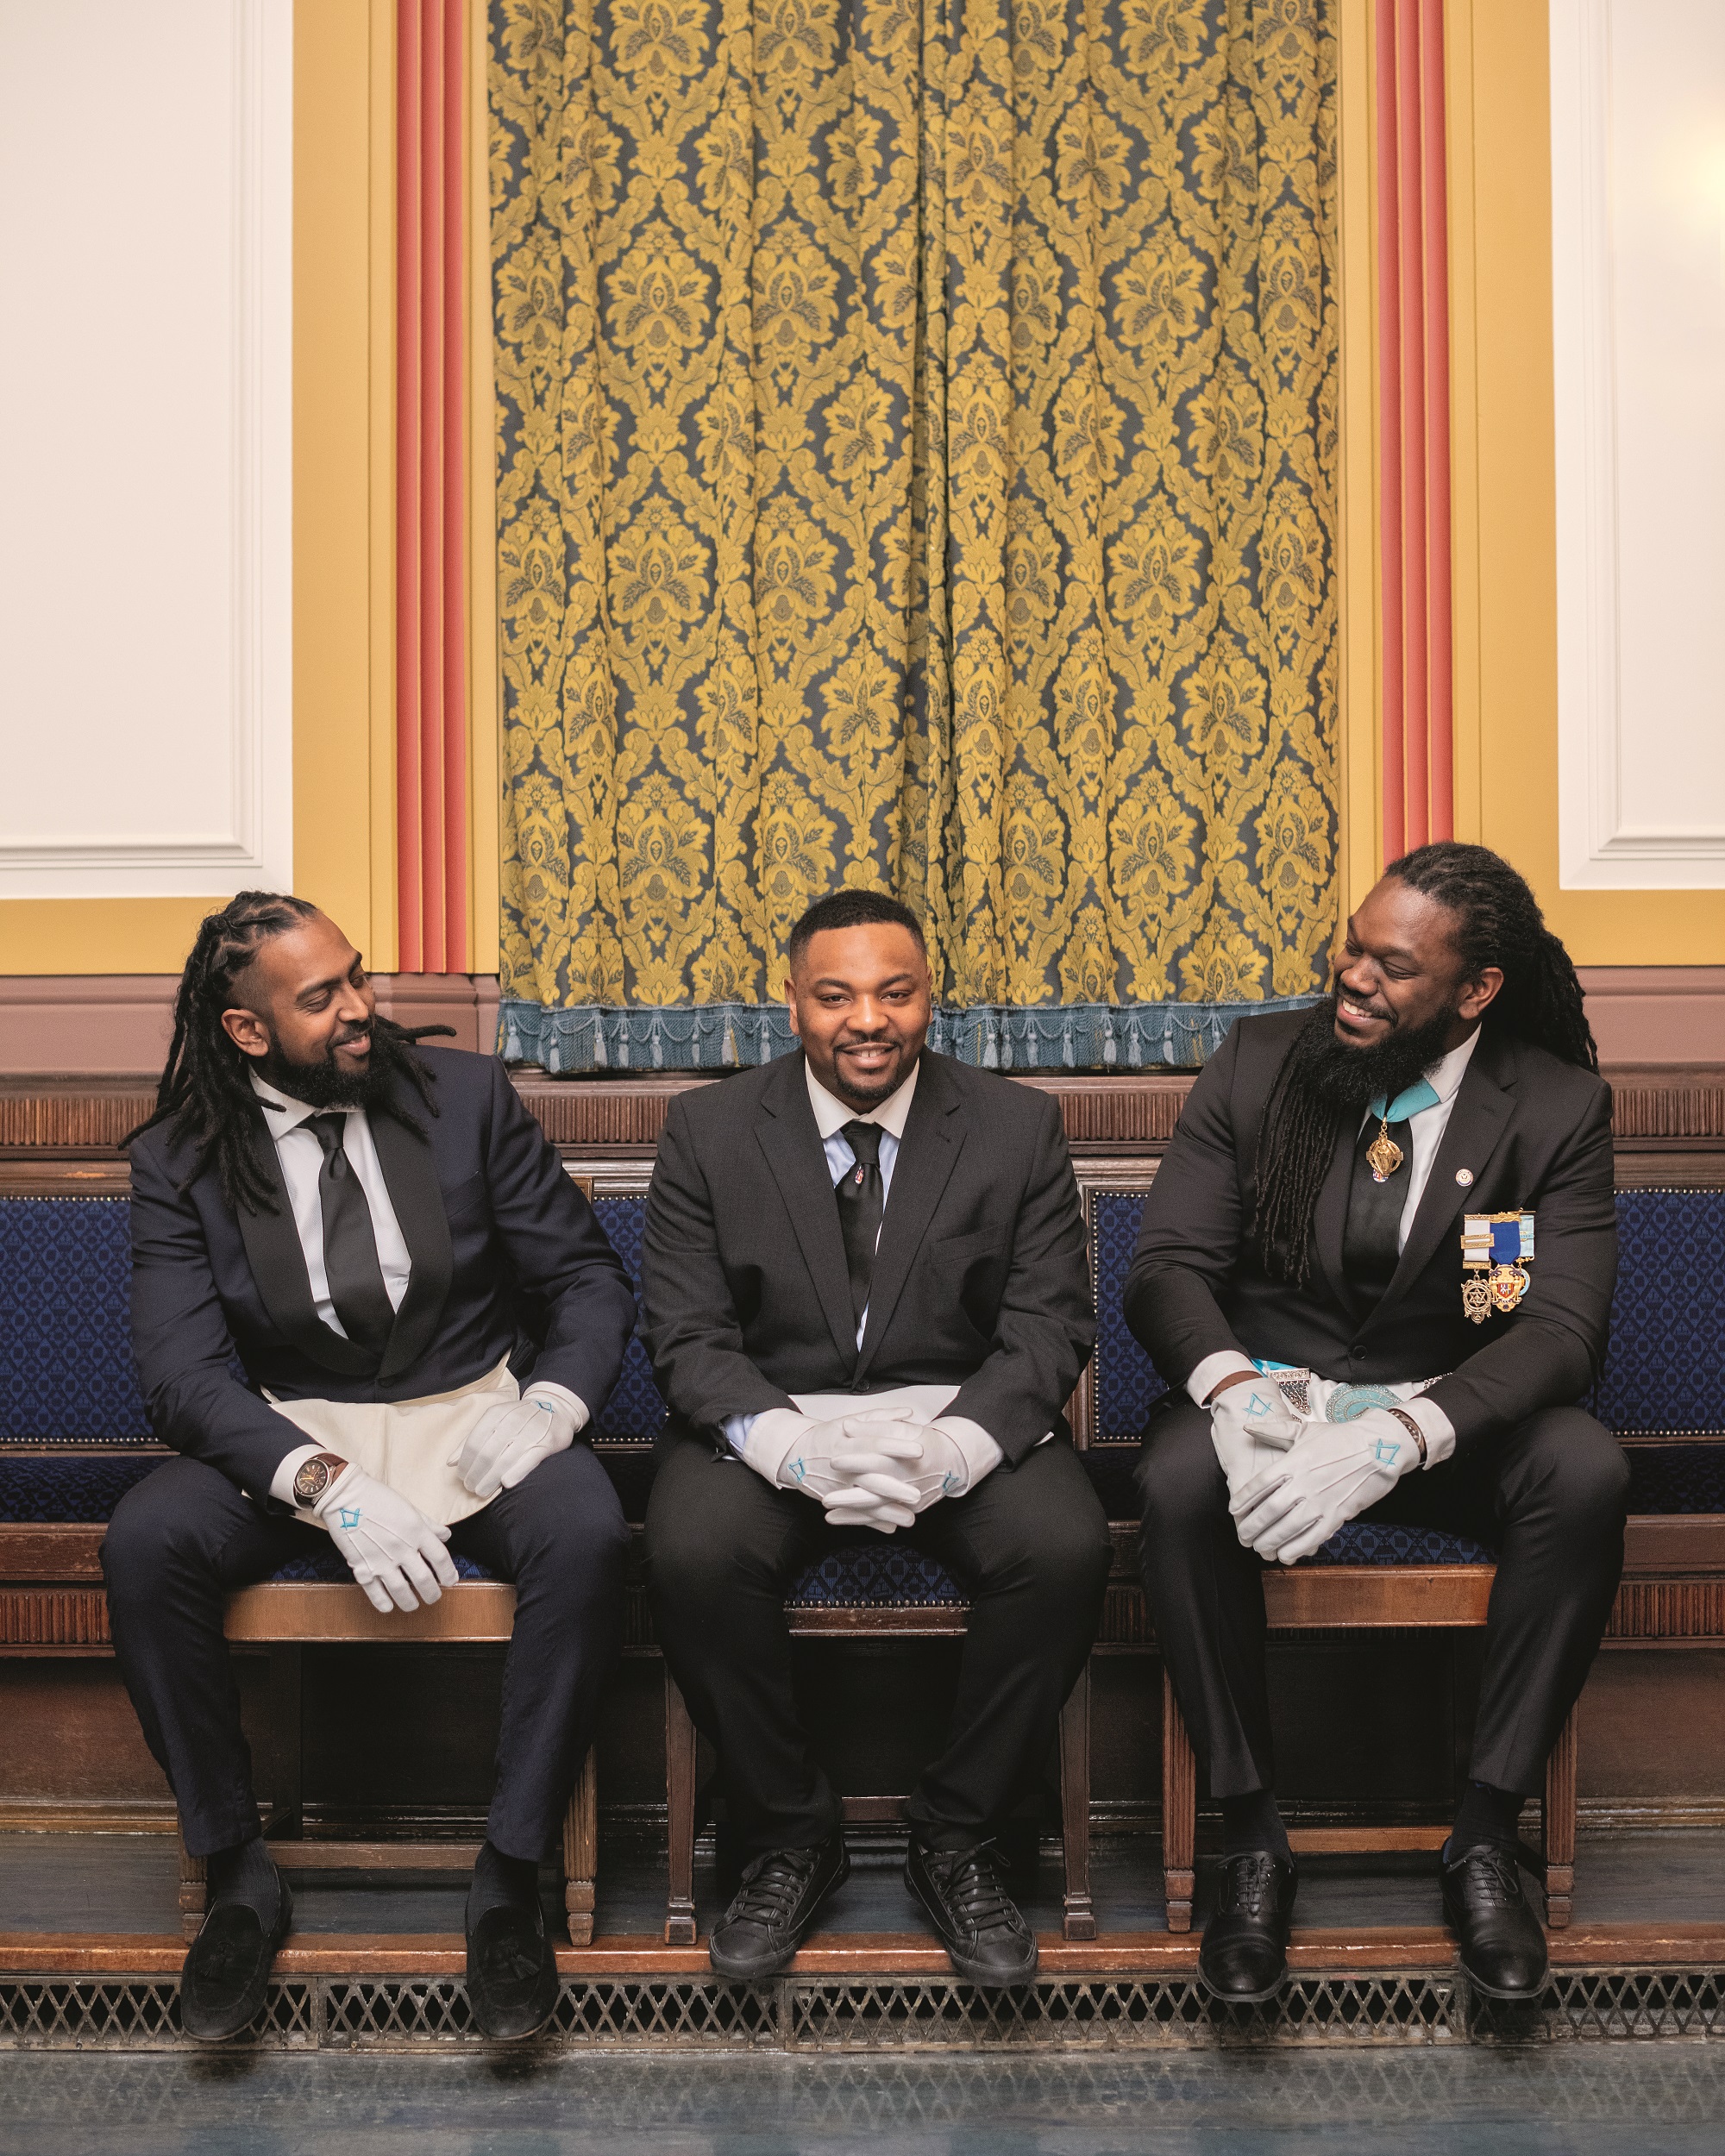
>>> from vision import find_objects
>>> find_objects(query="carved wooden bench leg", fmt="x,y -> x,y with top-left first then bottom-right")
178,1839 -> 206,1944
562,1746 -> 599,1946
664,1668 -> 699,1946
1059,1662 -> 1096,1940
1161,1668 -> 1196,1934
1542,1701 -> 1578,1930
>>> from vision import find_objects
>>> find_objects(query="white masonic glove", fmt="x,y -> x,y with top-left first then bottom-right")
451,1386 -> 586,1501
1230,1409 -> 1422,1568
1208,1373 -> 1302,1507
819,1411 -> 988,1523
307,1465 -> 461,1614
741,1411 -> 922,1533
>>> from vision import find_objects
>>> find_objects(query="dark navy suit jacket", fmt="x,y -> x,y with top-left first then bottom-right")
128,1047 -> 636,1496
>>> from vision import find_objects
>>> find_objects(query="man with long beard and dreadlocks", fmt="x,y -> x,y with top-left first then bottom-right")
1126,843 -> 1627,2007
102,894 -> 635,2042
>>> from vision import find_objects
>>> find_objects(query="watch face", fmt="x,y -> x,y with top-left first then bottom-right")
294,1459 -> 329,1501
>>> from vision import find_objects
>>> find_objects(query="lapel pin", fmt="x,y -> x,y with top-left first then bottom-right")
1455,1169 -> 1474,1187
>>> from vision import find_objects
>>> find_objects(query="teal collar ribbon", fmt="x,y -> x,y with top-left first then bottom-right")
1368,1077 -> 1442,1123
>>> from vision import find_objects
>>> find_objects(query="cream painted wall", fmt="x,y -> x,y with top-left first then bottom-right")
1551,0 -> 1725,890
0,0 -> 292,899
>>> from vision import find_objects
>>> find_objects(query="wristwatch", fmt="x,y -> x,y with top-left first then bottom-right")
292,1451 -> 352,1506
1383,1407 -> 1427,1468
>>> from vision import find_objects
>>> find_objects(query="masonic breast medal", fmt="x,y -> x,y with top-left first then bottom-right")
1365,1119 -> 1404,1183
1460,1213 -> 1535,1325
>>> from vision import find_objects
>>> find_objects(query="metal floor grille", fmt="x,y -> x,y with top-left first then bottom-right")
3,1968 -> 1722,2051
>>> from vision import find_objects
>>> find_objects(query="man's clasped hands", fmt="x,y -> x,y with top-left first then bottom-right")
1208,1373 -> 1423,1567
747,1407 -> 975,1532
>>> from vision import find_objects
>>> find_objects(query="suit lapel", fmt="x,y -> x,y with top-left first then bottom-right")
1371,1031 -> 1516,1326
756,1054 -> 859,1368
233,1106 -> 377,1379
369,1106 -> 453,1382
854,1055 -> 964,1383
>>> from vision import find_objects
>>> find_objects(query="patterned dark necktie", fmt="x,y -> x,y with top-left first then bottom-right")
308,1113 -> 396,1356
835,1120 -> 885,1329
1341,1113 -> 1414,1304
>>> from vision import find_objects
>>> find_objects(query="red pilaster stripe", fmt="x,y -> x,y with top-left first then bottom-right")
1374,0 -> 1453,859
396,0 -> 470,974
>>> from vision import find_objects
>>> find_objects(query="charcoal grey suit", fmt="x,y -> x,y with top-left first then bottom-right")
641,1049 -> 1112,1854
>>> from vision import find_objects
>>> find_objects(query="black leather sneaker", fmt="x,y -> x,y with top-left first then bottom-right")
179,1870 -> 293,2042
906,1839 -> 1038,1988
1440,1839 -> 1549,2000
1197,1851 -> 1297,2003
709,1838 -> 850,1981
466,1894 -> 560,2040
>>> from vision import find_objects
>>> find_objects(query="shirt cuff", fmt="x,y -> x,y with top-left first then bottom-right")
523,1382 -> 588,1432
1401,1391 -> 1456,1468
933,1414 -> 1004,1491
737,1407 -> 813,1484
721,1411 -> 756,1457
269,1443 -> 325,1507
1186,1350 -> 1258,1409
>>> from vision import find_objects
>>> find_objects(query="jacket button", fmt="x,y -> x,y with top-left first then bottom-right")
1350,1344 -> 1367,1359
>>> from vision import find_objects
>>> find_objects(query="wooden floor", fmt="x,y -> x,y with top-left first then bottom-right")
3,1829 -> 1723,1979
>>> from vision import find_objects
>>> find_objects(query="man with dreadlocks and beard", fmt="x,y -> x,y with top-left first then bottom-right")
1126,843 -> 1627,2006
102,894 -> 635,2042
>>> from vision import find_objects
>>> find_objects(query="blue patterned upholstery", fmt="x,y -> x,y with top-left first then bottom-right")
787,1539 -> 964,1608
0,1452 -> 166,1523
264,1547 -> 495,1585
590,1195 -> 666,1444
1091,1192 -> 1169,1440
1628,1445 -> 1725,1515
1310,1523 -> 1494,1566
1588,1191 -> 1725,1434
0,1199 -> 150,1442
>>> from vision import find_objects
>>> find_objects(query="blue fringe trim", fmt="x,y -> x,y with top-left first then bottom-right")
494,998 -> 1323,1074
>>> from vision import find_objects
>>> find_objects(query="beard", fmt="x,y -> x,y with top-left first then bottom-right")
1282,993 -> 1462,1113
256,1026 -> 392,1112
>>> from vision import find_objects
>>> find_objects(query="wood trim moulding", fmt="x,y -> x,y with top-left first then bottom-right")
2,1065 -> 1723,1167
1375,0 -> 1454,856
396,0 -> 471,975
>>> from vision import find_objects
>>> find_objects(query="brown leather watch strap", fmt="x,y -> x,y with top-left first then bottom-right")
1384,1407 -> 1427,1468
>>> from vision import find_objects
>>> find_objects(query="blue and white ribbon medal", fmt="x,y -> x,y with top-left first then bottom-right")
1460,1211 -> 1534,1325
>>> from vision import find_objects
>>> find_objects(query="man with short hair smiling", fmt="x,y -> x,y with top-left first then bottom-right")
1127,843 -> 1627,2006
643,891 -> 1111,1986
104,893 -> 635,2042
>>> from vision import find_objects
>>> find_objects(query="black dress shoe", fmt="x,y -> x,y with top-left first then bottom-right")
1197,1852 -> 1297,2003
1440,1839 -> 1549,2001
709,1838 -> 850,1981
906,1839 -> 1038,1989
179,1871 -> 293,2042
467,1895 -> 560,2040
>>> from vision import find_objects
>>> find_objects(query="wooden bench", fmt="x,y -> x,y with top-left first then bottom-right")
174,1581 -> 599,1944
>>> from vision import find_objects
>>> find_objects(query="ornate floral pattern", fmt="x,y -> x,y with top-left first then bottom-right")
491,0 -> 1339,1031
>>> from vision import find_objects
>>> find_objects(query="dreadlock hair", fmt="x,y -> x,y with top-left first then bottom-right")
1252,843 -> 1596,1286
124,891 -> 442,1216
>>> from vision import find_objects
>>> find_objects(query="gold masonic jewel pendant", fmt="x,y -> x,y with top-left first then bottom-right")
1460,1212 -> 1535,1326
1365,1119 -> 1404,1183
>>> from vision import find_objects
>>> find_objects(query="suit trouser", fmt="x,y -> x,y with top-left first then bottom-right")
1138,1399 -> 1629,1799
644,1431 -> 1113,1855
101,1446 -> 628,1859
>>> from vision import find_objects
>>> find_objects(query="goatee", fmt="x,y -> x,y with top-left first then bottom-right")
257,1034 -> 390,1112
1285,995 -> 1461,1112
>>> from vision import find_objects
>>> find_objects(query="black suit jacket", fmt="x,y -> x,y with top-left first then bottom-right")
129,1048 -> 637,1495
640,1050 -> 1094,1465
1124,1012 -> 1617,1451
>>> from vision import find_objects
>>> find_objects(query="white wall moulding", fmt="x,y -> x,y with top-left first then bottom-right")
1551,0 -> 1725,891
0,0 -> 292,899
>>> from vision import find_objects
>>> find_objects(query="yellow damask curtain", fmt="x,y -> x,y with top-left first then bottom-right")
491,0 -> 1336,1069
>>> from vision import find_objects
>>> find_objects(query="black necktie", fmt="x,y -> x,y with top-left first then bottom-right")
835,1120 -> 885,1329
1341,1113 -> 1413,1305
308,1114 -> 396,1357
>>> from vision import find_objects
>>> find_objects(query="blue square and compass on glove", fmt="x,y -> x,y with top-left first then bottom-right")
1460,1211 -> 1536,1325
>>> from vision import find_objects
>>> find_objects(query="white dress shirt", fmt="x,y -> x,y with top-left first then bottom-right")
1186,1026 -> 1483,1463
724,1058 -> 1004,1485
